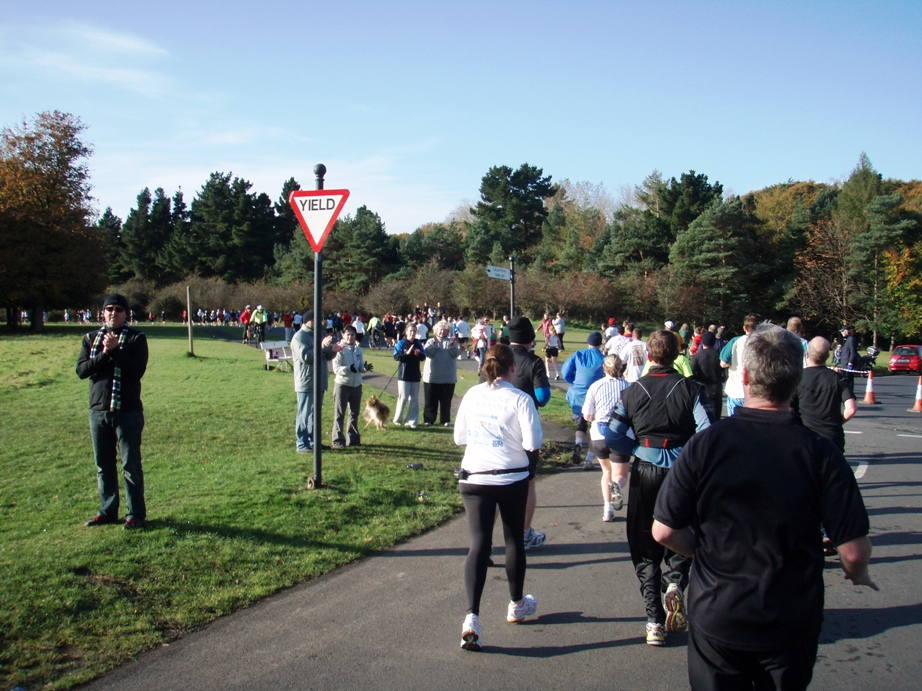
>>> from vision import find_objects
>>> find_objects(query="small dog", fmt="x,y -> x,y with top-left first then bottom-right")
363,395 -> 390,430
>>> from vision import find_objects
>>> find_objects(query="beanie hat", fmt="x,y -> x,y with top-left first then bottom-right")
701,332 -> 716,348
665,320 -> 675,330
302,309 -> 314,323
508,316 -> 536,344
588,332 -> 603,347
608,317 -> 616,326
103,293 -> 129,311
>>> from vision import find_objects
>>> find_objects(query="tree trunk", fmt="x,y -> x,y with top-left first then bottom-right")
29,302 -> 45,333
5,305 -> 21,330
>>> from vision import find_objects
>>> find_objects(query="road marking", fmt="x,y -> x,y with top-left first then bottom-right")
845,430 -> 862,434
897,434 -> 922,439
855,461 -> 869,479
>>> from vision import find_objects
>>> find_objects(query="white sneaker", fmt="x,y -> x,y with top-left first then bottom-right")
523,527 -> 546,551
583,459 -> 594,471
664,583 -> 688,634
392,420 -> 402,427
602,505 -> 615,522
645,622 -> 665,646
507,594 -> 538,623
609,481 -> 624,511
460,613 -> 483,651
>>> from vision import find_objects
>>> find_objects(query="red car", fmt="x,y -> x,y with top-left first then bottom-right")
888,345 -> 922,374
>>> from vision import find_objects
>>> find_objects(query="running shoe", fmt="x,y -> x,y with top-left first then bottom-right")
460,613 -> 482,651
571,443 -> 582,464
609,481 -> 624,511
664,583 -> 688,634
645,622 -> 665,646
523,527 -> 546,551
602,506 -> 616,522
507,594 -> 538,623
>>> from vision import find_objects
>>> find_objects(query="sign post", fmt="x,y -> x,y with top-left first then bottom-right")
486,256 -> 516,317
289,167 -> 350,490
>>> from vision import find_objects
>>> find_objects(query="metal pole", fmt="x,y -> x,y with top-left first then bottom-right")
186,285 -> 194,356
311,163 -> 326,489
509,255 -> 516,318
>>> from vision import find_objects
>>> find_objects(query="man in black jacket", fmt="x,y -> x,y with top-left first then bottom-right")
839,324 -> 861,394
691,331 -> 724,420
76,294 -> 149,529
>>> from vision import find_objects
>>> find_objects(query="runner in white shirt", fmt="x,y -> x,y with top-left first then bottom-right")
619,328 -> 648,383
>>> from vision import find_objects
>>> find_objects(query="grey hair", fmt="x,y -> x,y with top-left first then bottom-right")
434,320 -> 451,333
743,323 -> 804,403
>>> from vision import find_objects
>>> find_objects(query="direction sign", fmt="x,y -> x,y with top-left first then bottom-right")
289,189 -> 350,252
486,264 -> 511,281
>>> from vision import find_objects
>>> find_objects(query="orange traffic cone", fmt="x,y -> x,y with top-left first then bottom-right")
862,370 -> 879,404
911,376 -> 922,413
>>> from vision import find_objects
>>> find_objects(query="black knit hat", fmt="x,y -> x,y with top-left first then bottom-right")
103,293 -> 129,311
508,316 -> 536,344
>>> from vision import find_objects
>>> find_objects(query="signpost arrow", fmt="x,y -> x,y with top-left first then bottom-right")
289,189 -> 350,252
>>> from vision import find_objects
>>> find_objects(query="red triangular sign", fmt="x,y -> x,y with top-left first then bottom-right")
289,189 -> 350,252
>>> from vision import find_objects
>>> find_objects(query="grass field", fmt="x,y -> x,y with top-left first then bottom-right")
0,324 -> 578,690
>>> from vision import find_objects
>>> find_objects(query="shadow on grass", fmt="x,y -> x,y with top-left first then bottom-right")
143,517 -> 378,554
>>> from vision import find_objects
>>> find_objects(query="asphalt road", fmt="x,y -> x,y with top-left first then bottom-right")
80,370 -> 922,691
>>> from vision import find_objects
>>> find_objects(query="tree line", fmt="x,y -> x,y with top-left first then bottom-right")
2,112 -> 921,343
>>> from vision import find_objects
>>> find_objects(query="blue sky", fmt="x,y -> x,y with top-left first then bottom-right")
2,1 -> 919,235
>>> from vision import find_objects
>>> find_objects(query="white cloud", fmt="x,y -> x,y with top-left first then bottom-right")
0,21 -> 172,96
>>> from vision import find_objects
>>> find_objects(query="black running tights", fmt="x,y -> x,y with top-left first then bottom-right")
460,478 -> 529,615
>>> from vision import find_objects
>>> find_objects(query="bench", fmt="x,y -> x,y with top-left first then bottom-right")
260,341 -> 293,372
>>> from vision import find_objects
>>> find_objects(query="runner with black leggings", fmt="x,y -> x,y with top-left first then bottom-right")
453,344 -> 543,652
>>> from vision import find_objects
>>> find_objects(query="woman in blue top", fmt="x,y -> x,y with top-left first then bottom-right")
392,323 -> 426,428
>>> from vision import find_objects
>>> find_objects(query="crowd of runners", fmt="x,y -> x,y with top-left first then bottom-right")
450,311 -> 876,691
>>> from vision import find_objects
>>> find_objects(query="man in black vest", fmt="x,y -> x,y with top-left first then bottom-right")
606,330 -> 712,646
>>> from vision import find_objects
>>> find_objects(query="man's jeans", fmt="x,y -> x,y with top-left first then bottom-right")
90,410 -> 145,522
296,391 -> 315,451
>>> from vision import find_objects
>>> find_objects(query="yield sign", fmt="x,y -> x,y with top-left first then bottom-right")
288,189 -> 350,252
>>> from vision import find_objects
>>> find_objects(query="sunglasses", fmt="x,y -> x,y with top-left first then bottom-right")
104,306 -> 125,313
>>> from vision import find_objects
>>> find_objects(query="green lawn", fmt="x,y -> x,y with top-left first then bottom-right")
0,324 -> 573,689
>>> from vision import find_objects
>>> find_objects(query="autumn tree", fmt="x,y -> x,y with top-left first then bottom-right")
0,111 -> 106,329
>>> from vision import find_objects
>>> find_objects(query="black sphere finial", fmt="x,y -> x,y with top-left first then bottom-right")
314,164 -> 326,191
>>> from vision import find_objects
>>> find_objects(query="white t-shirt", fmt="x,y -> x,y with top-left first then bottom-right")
454,380 -> 543,486
723,334 -> 749,399
604,334 -> 628,356
553,316 -> 565,334
619,339 -> 648,383
454,319 -> 470,338
416,322 -> 428,340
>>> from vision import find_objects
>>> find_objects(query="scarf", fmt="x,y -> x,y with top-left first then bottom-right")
90,327 -> 128,411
